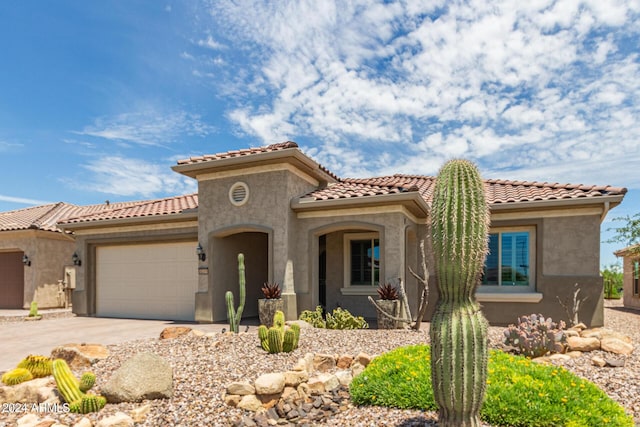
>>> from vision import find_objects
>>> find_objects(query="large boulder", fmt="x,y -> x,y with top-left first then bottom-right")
600,337 -> 634,355
101,353 -> 173,403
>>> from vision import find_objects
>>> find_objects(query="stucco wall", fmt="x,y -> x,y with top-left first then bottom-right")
0,230 -> 75,308
198,169 -> 317,322
622,255 -> 640,310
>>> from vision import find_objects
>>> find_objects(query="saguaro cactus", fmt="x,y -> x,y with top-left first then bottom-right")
429,159 -> 490,427
225,253 -> 246,333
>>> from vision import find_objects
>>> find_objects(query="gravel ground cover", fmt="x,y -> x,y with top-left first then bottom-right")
2,300 -> 638,426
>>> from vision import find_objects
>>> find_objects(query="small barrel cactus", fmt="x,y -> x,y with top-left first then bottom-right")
78,394 -> 107,414
1,368 -> 33,385
430,159 -> 490,427
17,354 -> 52,378
79,372 -> 96,392
258,311 -> 300,354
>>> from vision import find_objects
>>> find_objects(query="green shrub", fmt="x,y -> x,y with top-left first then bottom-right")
351,345 -> 633,427
299,306 -> 368,329
299,306 -> 326,328
602,265 -> 623,299
326,307 -> 368,329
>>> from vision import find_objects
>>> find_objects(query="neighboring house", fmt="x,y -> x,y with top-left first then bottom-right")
0,201 -> 134,309
614,244 -> 640,310
56,142 -> 627,327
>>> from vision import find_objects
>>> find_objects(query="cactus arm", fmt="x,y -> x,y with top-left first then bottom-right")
52,359 -> 84,404
225,291 -> 237,333
283,329 -> 295,352
79,372 -> 96,393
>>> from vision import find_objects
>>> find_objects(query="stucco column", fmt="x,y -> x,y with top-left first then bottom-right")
282,259 -> 298,321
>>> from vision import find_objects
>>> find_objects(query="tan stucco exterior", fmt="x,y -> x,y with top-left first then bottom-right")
56,145 -> 624,327
0,230 -> 75,308
615,245 -> 640,311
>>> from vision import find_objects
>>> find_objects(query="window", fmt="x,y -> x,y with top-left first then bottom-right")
344,233 -> 380,287
482,227 -> 535,292
634,260 -> 639,296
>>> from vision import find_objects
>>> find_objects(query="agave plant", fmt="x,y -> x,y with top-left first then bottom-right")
377,282 -> 399,300
261,282 -> 282,299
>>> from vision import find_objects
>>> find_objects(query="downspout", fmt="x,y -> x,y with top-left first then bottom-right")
600,201 -> 611,223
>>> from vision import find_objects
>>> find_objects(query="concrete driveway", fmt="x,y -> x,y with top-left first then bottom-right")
0,315 -> 229,372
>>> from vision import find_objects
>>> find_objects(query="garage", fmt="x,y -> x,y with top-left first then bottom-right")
96,241 -> 198,321
0,251 -> 24,308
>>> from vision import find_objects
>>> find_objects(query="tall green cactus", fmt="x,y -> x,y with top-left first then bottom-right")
52,359 -> 84,405
429,159 -> 490,427
225,253 -> 246,333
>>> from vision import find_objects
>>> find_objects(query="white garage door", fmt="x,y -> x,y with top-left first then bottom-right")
96,241 -> 198,321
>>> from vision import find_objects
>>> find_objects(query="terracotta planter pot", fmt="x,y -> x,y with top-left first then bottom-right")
258,298 -> 284,327
376,299 -> 401,329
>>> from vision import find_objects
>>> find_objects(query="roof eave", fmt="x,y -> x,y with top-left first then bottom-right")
489,194 -> 625,212
292,192 -> 430,218
58,211 -> 199,231
172,148 -> 338,184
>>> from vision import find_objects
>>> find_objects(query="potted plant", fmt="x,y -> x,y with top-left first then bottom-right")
375,283 -> 401,329
258,282 -> 284,327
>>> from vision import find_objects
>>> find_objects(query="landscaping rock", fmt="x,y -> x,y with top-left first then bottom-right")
227,381 -> 255,395
355,352 -> 372,367
336,355 -> 353,369
237,394 -> 263,412
72,418 -> 92,427
600,337 -> 634,355
591,356 -> 607,367
159,326 -> 192,339
50,344 -> 109,369
129,404 -> 152,423
17,414 -> 39,427
34,418 -> 57,427
283,370 -> 308,387
95,412 -> 134,427
254,373 -> 285,395
566,336 -> 600,352
101,352 -> 173,403
0,378 -> 56,404
605,357 -> 626,368
313,354 -> 336,372
335,370 -> 353,386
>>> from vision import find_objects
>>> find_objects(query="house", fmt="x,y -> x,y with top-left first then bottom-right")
55,141 -> 626,326
0,201 -> 135,309
614,244 -> 640,310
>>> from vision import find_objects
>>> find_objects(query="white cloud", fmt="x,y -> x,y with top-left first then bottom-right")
76,108 -> 215,147
80,156 -> 197,198
0,195 -> 52,206
197,0 -> 640,187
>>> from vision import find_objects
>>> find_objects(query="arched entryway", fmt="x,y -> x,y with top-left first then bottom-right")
210,229 -> 270,321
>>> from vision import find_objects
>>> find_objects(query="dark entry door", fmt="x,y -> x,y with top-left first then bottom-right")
0,252 -> 24,308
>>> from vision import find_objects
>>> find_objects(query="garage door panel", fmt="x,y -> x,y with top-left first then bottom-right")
96,242 -> 198,321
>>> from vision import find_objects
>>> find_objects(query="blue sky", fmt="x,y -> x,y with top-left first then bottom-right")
0,1 -> 638,267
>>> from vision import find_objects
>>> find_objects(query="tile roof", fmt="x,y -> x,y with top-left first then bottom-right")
59,193 -> 198,225
175,141 -> 340,181
300,174 -> 627,206
176,141 -> 301,165
0,201 -> 139,233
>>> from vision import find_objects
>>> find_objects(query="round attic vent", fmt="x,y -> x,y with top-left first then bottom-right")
229,182 -> 249,206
